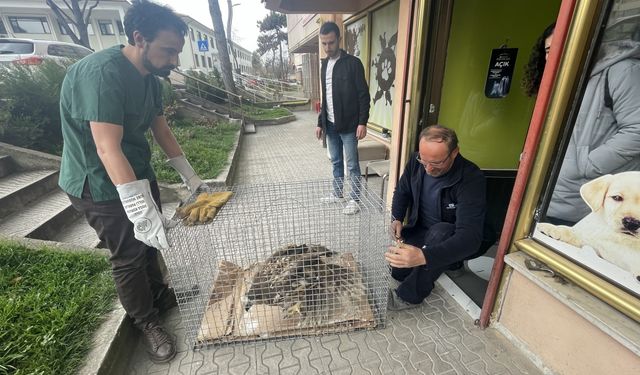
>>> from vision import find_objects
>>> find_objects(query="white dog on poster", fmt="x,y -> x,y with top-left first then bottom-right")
538,171 -> 640,281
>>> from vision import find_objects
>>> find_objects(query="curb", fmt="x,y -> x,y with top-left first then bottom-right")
252,114 -> 296,126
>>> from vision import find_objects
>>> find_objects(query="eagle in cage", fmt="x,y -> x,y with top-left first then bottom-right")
242,244 -> 367,326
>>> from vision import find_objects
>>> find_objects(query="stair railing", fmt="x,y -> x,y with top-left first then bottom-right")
170,69 -> 244,124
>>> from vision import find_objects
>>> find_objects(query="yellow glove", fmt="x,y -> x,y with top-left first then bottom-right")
176,191 -> 233,225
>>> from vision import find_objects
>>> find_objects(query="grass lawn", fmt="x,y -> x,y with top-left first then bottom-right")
151,118 -> 240,184
242,105 -> 292,121
0,241 -> 116,374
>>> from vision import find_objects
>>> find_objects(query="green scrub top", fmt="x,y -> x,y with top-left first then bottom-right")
58,45 -> 163,201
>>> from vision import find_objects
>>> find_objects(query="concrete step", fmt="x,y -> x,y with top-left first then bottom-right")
0,189 -> 73,238
243,123 -> 256,134
51,216 -> 102,248
51,201 -> 180,249
0,169 -> 59,218
0,155 -> 16,178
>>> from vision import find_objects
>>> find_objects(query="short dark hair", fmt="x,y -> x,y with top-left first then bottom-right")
419,125 -> 459,152
124,0 -> 188,45
320,21 -> 340,38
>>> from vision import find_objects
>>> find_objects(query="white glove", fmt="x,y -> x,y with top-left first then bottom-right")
166,155 -> 205,193
116,179 -> 176,251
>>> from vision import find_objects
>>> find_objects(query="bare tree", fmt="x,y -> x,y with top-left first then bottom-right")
226,0 -> 241,74
46,0 -> 101,49
226,0 -> 233,43
208,0 -> 237,95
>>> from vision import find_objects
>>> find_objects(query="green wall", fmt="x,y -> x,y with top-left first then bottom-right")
438,0 -> 561,169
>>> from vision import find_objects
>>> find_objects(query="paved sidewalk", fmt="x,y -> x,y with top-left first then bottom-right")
126,111 -> 541,374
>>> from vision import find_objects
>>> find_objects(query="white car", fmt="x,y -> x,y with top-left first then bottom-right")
0,38 -> 92,65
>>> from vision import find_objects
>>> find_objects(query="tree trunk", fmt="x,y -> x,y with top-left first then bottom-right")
45,0 -> 98,50
226,0 -> 233,42
208,0 -> 237,95
278,40 -> 284,80
226,0 -> 240,74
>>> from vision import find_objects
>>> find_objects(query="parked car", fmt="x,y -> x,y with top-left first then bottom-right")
0,38 -> 92,65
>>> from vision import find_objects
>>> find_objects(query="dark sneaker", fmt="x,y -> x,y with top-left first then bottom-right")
445,261 -> 465,278
387,289 -> 421,311
142,321 -> 176,363
155,288 -> 178,316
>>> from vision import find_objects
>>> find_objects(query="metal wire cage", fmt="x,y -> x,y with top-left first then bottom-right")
164,179 -> 392,349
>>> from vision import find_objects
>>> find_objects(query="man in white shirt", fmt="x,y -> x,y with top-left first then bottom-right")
316,21 -> 371,215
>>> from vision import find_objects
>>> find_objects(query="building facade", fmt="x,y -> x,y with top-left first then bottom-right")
179,14 -> 220,73
269,0 -> 640,373
0,0 -> 130,51
0,1 -> 254,75
229,40 -> 252,74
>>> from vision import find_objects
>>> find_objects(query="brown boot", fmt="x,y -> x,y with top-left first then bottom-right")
141,321 -> 176,363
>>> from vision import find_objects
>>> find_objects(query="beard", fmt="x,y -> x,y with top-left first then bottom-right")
142,46 -> 175,77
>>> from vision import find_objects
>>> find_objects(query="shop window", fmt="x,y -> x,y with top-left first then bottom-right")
9,16 -> 51,34
98,20 -> 115,35
533,0 -> 640,296
116,20 -> 125,35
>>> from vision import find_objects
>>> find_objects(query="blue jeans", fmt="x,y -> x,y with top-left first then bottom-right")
325,121 -> 361,200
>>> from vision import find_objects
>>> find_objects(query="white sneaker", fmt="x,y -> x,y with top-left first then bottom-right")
321,194 -> 344,204
342,199 -> 360,215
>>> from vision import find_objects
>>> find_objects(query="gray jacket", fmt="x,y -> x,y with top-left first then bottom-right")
548,40 -> 640,222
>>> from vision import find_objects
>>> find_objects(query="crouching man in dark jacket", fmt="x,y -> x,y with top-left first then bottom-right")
385,125 -> 486,310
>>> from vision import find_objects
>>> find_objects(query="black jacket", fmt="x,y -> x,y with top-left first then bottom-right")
317,50 -> 370,133
391,153 -> 487,269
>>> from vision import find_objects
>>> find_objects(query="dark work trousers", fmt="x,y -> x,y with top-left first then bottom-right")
67,180 -> 167,329
391,222 -> 455,304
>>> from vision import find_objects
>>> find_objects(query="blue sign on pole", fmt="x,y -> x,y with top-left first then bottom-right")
197,40 -> 209,52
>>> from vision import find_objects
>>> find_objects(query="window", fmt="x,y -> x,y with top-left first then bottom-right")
201,55 -> 206,67
116,20 -> 124,35
9,16 -> 51,34
58,20 -> 75,35
47,44 -> 91,59
0,40 -> 34,54
207,56 -> 212,68
197,31 -> 202,41
0,19 -> 7,35
194,54 -> 199,67
533,0 -> 640,297
98,20 -> 115,35
190,27 -> 194,41
210,37 -> 215,50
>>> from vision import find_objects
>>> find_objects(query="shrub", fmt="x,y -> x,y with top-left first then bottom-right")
184,69 -> 228,104
0,61 -> 71,155
160,78 -> 180,125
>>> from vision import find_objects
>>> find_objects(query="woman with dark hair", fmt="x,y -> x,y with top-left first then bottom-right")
522,22 -> 556,97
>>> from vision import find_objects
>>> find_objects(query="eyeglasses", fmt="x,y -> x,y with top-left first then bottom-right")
416,151 -> 452,168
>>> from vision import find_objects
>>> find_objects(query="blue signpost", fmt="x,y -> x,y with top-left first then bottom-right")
197,40 -> 209,52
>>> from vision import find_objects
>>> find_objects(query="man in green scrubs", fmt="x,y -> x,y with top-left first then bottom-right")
59,0 -> 204,363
